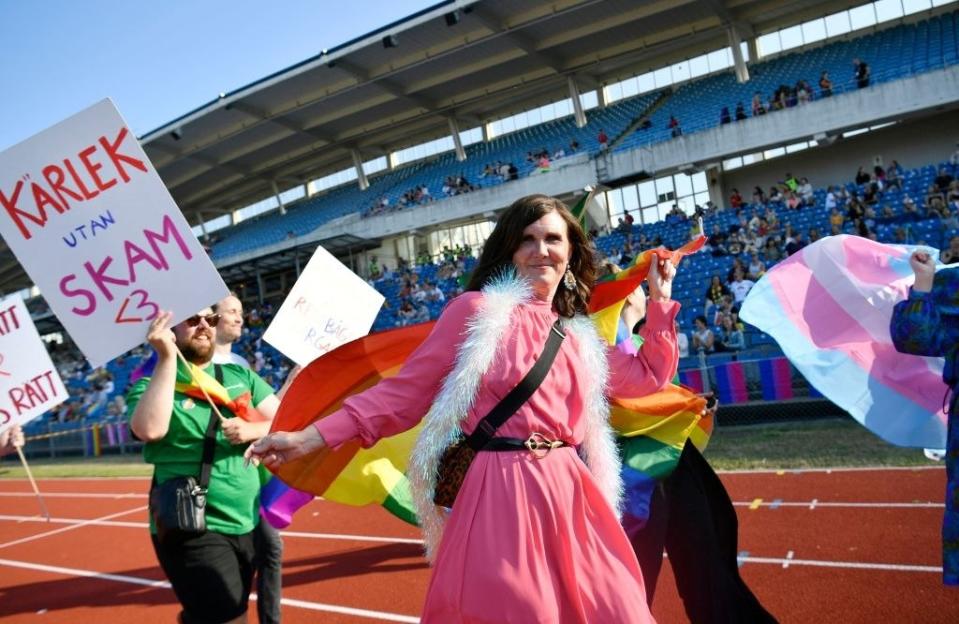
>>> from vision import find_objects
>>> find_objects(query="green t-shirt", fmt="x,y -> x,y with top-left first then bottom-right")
126,362 -> 274,535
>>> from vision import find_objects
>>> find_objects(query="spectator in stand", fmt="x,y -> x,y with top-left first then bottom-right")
819,70 -> 833,97
798,177 -> 814,205
808,227 -> 822,243
569,139 -> 580,152
668,115 -> 682,138
829,207 -> 844,230
426,282 -> 445,303
751,92 -> 766,116
936,168 -> 955,193
903,195 -> 920,220
675,320 -> 690,358
768,186 -> 783,204
747,253 -> 765,281
728,268 -> 755,306
752,186 -> 766,206
704,275 -> 730,319
855,166 -> 871,186
729,188 -> 744,210
707,225 -> 728,256
796,80 -> 812,104
873,165 -> 887,190
720,107 -> 732,125
716,316 -> 745,353
885,160 -> 903,190
926,184 -> 946,211
781,173 -> 799,194
396,301 -> 416,327
413,302 -> 430,324
597,128 -> 609,150
940,236 -> 959,264
765,238 -> 783,262
785,231 -> 807,256
824,187 -> 839,211
692,316 -> 715,354
735,102 -> 747,121
853,57 -> 870,88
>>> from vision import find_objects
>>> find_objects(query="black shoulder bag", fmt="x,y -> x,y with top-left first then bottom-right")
149,365 -> 223,544
433,321 -> 566,507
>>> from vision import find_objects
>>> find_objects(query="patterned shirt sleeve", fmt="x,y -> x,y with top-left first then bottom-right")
891,287 -> 947,357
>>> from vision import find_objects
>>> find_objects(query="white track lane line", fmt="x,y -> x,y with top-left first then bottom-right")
0,557 -> 421,623
717,465 -> 941,474
0,506 -> 148,549
0,490 -> 943,510
0,513 -> 423,544
0,492 -> 146,499
732,501 -> 943,509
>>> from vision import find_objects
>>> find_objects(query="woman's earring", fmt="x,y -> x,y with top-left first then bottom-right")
563,267 -> 577,290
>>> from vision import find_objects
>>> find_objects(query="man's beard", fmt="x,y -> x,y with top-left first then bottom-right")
178,337 -> 215,363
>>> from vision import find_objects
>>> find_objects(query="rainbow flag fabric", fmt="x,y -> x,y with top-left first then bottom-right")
266,323 -> 436,526
740,235 -> 949,449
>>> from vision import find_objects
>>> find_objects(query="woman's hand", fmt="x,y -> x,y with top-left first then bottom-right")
245,427 -> 327,470
647,257 -> 676,302
910,251 -> 935,293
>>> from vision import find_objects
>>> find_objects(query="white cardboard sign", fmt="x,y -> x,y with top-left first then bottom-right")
0,294 -> 68,434
0,99 -> 228,366
263,246 -> 385,366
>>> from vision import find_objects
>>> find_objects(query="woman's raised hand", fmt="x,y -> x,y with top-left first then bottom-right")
647,257 -> 676,302
909,251 -> 935,293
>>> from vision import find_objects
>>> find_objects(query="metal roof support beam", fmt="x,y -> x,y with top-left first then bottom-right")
727,25 -> 750,83
351,149 -> 370,191
567,76 -> 587,128
447,117 -> 466,162
271,180 -> 287,215
471,5 -> 565,75
334,59 -> 439,113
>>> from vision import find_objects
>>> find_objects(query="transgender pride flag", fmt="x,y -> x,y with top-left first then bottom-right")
740,235 -> 949,449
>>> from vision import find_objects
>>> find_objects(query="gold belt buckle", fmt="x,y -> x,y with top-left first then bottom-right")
524,432 -> 558,459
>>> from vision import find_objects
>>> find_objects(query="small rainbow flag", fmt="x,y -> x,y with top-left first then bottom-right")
741,235 -> 949,448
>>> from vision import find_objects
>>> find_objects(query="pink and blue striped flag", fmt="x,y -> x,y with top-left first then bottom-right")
740,235 -> 949,449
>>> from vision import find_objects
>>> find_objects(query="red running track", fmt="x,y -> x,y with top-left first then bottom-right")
0,467 -> 955,623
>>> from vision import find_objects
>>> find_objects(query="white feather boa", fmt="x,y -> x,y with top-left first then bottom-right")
407,274 -> 623,562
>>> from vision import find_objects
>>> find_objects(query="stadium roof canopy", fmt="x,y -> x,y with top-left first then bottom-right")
0,0 -> 876,294
138,0 -> 867,226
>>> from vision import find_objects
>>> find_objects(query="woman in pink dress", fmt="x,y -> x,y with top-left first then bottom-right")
248,194 -> 679,623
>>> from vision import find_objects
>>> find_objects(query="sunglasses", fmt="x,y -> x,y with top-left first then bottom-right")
184,313 -> 221,328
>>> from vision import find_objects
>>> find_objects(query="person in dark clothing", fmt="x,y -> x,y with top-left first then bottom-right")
854,58 -> 870,88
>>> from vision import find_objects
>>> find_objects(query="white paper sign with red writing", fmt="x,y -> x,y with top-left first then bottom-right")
0,99 -> 228,367
263,245 -> 384,367
0,294 -> 67,434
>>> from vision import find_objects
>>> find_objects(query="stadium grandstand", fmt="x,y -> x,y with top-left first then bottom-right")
7,0 -> 959,456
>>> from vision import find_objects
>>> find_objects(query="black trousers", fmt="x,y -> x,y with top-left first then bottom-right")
628,441 -> 777,623
253,519 -> 284,624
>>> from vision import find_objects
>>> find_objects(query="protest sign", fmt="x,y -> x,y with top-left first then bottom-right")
0,99 -> 227,366
0,294 -> 67,434
263,246 -> 384,366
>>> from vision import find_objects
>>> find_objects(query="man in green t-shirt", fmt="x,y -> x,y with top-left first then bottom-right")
128,306 -> 279,624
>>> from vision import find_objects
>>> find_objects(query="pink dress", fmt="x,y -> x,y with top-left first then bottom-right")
317,292 -> 679,623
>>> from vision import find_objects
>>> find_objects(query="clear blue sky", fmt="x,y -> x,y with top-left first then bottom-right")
0,0 -> 437,152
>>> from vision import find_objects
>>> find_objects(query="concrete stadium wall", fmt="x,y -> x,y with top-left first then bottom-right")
719,112 -> 959,201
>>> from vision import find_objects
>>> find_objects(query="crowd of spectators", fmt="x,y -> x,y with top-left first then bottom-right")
721,58 -> 872,128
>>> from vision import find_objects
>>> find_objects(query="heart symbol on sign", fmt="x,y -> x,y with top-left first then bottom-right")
115,289 -> 160,324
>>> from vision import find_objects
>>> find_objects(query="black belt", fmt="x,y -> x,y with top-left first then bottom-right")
482,433 -> 571,458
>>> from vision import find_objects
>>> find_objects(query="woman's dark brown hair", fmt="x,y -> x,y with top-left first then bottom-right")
466,194 -> 596,318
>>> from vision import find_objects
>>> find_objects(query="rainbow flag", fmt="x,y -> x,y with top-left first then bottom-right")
593,241 -> 711,526
740,235 -> 949,448
589,236 -> 707,343
267,323 -> 436,526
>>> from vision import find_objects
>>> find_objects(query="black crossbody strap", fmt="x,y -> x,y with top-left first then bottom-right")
465,320 -> 566,451
197,365 -> 223,490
